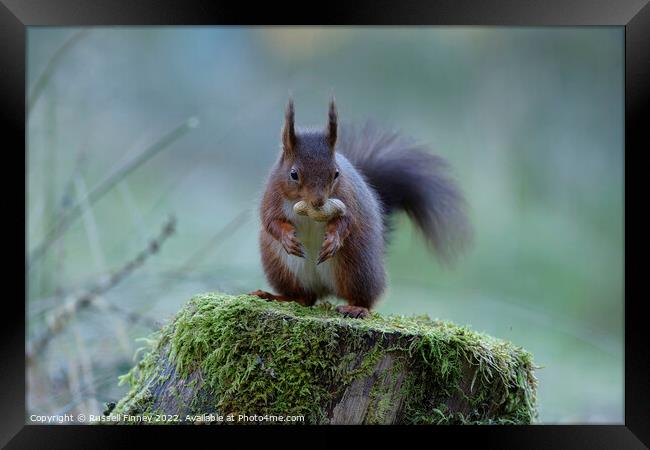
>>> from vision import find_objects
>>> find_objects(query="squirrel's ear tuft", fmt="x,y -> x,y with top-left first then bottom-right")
326,97 -> 337,150
282,98 -> 296,155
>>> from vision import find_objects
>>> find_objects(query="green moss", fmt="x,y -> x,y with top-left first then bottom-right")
366,361 -> 398,424
114,293 -> 537,424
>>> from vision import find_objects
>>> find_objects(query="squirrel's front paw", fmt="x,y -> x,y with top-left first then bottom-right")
317,231 -> 342,265
281,231 -> 305,258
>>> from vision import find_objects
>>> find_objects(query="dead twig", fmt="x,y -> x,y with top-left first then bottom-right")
175,208 -> 251,274
92,299 -> 160,330
27,215 -> 176,363
28,117 -> 197,267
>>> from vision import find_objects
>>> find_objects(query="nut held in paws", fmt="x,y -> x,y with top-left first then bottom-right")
293,198 -> 347,222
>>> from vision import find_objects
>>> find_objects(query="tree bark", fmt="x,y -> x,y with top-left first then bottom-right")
112,293 -> 537,424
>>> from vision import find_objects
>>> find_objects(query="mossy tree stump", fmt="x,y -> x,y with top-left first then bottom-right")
113,293 -> 537,424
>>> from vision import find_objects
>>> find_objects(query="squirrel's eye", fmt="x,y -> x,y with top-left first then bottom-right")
334,169 -> 339,179
290,169 -> 299,181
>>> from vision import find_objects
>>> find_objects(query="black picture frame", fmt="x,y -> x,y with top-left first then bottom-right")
3,0 -> 647,448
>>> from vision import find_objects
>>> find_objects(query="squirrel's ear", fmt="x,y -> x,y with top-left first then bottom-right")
282,98 -> 296,156
326,97 -> 337,150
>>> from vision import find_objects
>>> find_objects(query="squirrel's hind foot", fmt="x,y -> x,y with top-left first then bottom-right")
248,289 -> 277,300
335,305 -> 369,319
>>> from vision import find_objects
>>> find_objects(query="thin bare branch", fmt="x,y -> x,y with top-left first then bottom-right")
175,208 -> 251,274
28,117 -> 197,266
92,299 -> 160,331
27,215 -> 176,362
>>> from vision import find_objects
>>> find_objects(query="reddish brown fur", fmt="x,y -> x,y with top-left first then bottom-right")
253,99 -> 471,317
259,155 -> 375,307
253,98 -> 386,314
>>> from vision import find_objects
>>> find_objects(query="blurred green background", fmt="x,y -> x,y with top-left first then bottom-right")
27,27 -> 623,423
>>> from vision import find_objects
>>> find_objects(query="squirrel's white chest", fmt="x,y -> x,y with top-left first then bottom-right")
274,201 -> 337,295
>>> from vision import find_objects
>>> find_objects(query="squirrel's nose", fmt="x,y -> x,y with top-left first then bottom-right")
311,198 -> 325,209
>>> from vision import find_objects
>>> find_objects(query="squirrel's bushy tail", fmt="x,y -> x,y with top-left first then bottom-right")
338,122 -> 472,264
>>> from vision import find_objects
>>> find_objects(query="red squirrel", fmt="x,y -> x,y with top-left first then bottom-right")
250,98 -> 471,318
